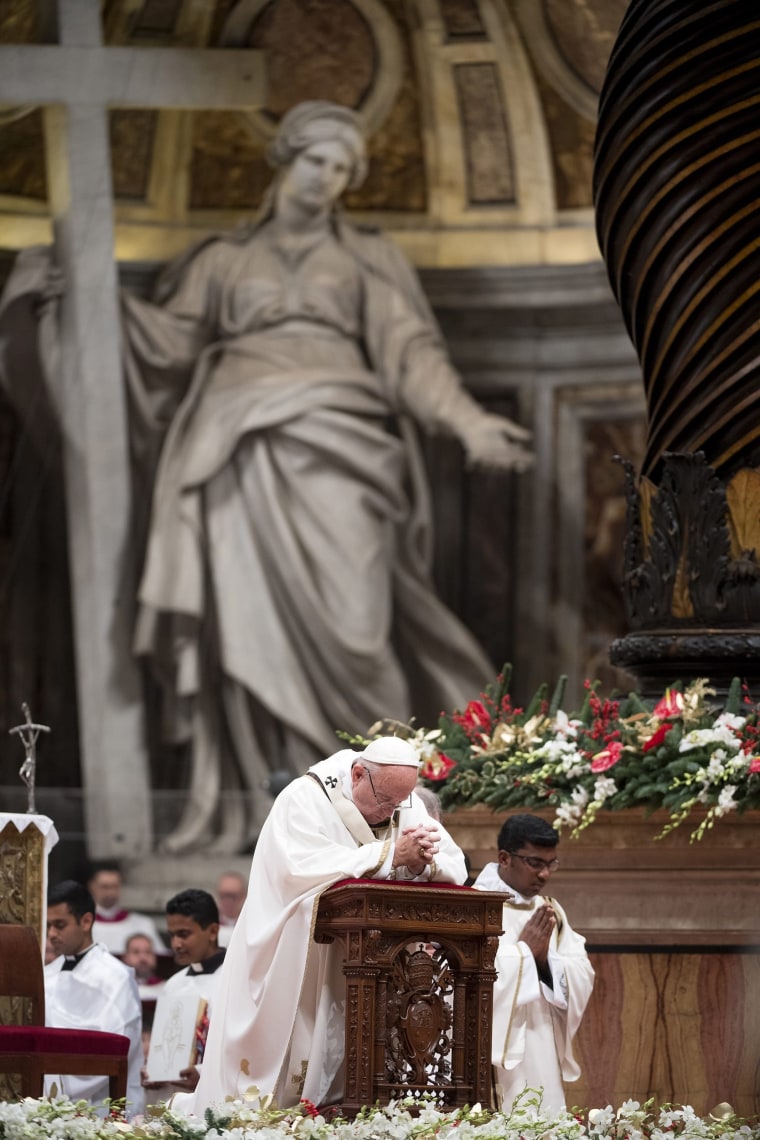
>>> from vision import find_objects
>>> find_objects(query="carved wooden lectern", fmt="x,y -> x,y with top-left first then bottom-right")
313,880 -> 504,1116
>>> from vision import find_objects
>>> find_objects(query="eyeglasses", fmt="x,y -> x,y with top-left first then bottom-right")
364,767 -> 411,814
508,851 -> 560,872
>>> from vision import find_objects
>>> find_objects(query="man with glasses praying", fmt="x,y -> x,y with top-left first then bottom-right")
473,813 -> 594,1116
171,736 -> 467,1116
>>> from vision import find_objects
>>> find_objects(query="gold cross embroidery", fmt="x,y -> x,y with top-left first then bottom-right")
291,1059 -> 308,1097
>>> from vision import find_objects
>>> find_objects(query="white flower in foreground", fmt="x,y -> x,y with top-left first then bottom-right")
587,1105 -> 614,1128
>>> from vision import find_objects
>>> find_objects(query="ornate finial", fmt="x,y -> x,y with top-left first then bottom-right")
9,703 -> 50,815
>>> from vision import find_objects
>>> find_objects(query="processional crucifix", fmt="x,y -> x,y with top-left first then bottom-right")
9,703 -> 50,815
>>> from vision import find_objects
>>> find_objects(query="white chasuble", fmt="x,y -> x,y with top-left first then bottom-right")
173,749 -> 467,1115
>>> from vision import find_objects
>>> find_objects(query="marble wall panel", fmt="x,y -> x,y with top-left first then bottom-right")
439,0 -> 486,41
110,109 -> 157,201
571,950 -> 760,1118
453,62 -> 514,205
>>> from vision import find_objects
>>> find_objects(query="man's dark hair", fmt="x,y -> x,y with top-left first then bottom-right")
497,813 -> 559,852
166,888 -> 219,928
48,879 -> 96,920
85,859 -> 122,881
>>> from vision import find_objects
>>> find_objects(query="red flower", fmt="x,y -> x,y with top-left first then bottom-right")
461,700 -> 491,730
590,741 -> 623,772
642,723 -> 670,753
420,751 -> 457,781
749,755 -> 760,774
652,688 -> 684,719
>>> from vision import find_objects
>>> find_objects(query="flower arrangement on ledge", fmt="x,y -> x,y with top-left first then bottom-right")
410,665 -> 760,842
0,1092 -> 757,1140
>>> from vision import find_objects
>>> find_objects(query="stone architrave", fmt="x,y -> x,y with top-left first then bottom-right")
0,0 -> 265,858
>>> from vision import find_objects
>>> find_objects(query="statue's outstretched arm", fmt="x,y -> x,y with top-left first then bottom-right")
359,260 -> 533,473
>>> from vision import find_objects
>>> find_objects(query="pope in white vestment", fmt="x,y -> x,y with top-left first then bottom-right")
174,738 -> 467,1115
472,818 -> 594,1117
44,942 -> 145,1116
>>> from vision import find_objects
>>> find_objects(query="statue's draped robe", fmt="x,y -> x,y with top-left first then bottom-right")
172,748 -> 468,1112
0,220 -> 495,851
123,219 -> 494,849
473,863 -> 595,1115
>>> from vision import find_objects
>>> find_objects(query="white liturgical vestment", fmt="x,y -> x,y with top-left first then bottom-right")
473,862 -> 594,1116
44,942 -> 145,1116
175,749 -> 467,1115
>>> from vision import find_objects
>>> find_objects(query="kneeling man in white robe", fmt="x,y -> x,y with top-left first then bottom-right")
473,813 -> 594,1116
174,736 -> 468,1115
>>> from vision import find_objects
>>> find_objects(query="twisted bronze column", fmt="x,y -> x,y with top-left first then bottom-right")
593,0 -> 760,691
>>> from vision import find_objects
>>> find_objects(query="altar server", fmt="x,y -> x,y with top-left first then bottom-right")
473,813 -> 595,1115
45,879 -> 145,1116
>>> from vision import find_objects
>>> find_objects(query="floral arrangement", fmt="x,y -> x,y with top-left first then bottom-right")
0,1092 -> 757,1140
409,665 -> 760,841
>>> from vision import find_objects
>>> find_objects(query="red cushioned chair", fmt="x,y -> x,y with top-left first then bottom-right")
0,923 -> 129,1101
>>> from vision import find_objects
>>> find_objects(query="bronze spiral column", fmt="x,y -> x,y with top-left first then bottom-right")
593,0 -> 760,692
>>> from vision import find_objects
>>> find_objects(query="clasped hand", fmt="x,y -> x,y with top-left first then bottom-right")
393,822 -> 440,874
519,901 -> 556,966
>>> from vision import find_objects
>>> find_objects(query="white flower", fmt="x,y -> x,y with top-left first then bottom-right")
536,739 -> 580,764
679,725 -> 742,752
716,785 -> 738,816
551,710 -> 583,740
593,776 -> 616,802
554,801 -> 583,827
715,712 -> 746,731
587,1106 -> 614,1127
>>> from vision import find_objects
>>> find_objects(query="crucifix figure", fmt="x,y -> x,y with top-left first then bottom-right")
9,703 -> 50,815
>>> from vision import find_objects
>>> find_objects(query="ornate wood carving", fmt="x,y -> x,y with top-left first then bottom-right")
385,947 -> 453,1087
314,881 -> 502,1114
0,819 -> 46,1101
0,822 -> 45,938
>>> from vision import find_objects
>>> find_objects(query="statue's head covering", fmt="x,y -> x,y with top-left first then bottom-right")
359,736 -> 420,768
267,100 -> 368,189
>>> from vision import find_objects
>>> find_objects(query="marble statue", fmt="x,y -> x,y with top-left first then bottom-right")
1,101 -> 531,853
